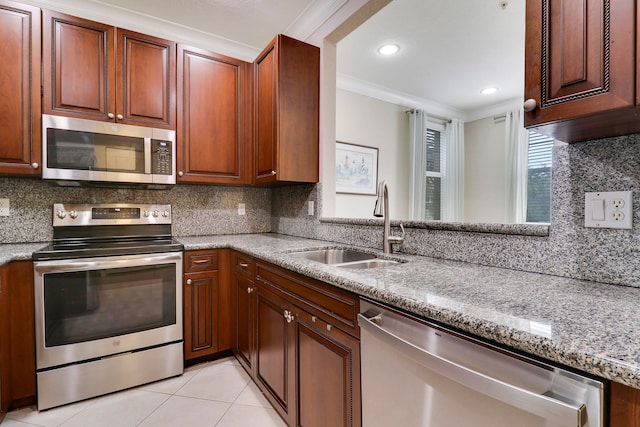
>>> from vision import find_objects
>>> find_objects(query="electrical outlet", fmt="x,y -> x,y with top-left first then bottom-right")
237,203 -> 246,215
308,201 -> 314,216
585,191 -> 632,229
0,198 -> 9,216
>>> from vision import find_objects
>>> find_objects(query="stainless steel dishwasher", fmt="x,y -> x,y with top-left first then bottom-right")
358,299 -> 604,427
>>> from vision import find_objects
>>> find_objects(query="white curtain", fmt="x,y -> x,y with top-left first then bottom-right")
408,110 -> 426,220
505,108 -> 529,223
442,119 -> 464,222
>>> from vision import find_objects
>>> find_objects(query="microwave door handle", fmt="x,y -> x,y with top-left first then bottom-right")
144,138 -> 151,174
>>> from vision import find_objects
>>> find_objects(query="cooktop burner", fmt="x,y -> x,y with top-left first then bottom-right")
33,203 -> 184,261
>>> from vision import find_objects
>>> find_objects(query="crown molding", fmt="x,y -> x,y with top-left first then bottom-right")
286,0 -> 350,44
337,73 -> 467,120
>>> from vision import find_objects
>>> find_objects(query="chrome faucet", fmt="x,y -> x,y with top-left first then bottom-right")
373,181 -> 405,253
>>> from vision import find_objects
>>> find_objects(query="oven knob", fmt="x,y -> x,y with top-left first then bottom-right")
56,210 -> 66,219
143,210 -> 150,218
69,210 -> 78,219
162,210 -> 169,218
152,210 -> 159,218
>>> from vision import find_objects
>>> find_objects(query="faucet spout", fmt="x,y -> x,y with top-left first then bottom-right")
373,181 -> 404,253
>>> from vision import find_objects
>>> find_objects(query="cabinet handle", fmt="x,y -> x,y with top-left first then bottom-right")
116,114 -> 124,120
178,171 -> 184,177
284,309 -> 294,323
31,162 -> 39,169
247,287 -> 254,294
186,278 -> 193,285
192,259 -> 209,264
108,112 -> 114,119
239,262 -> 249,268
311,316 -> 317,322
326,324 -> 332,332
523,98 -> 537,112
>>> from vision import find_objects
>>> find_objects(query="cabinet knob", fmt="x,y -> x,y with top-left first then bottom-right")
311,316 -> 317,322
116,114 -> 124,120
326,324 -> 332,332
178,171 -> 184,177
31,162 -> 39,169
186,278 -> 192,285
247,287 -> 254,294
523,98 -> 537,112
108,113 -> 114,119
284,309 -> 294,323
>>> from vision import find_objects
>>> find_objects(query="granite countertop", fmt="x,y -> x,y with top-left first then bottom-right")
4,234 -> 640,388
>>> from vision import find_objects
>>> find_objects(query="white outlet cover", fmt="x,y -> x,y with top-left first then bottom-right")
237,203 -> 246,215
584,191 -> 632,229
0,198 -> 9,217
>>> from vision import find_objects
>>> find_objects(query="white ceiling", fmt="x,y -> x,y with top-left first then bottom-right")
336,0 -> 526,119
26,0 -> 525,119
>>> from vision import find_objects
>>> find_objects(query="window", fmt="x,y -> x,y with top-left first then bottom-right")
424,125 -> 445,221
526,131 -> 553,223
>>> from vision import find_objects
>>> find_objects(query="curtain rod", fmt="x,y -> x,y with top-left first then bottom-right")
405,109 -> 452,123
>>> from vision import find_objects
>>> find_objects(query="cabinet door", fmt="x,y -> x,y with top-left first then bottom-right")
0,0 -> 41,176
254,35 -> 319,184
610,382 -> 640,427
177,45 -> 251,183
43,11 -> 115,121
255,283 -> 296,426
255,42 -> 277,182
7,261 -> 36,408
117,29 -> 176,129
184,271 -> 219,360
296,314 -> 361,427
524,0 -> 634,131
0,264 -> 8,417
233,274 -> 254,372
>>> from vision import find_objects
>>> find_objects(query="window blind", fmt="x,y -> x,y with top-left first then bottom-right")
526,131 -> 553,223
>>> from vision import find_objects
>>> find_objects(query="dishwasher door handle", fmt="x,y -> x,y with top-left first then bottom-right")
358,313 -> 588,427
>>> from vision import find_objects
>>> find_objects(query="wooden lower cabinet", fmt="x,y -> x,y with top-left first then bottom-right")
246,260 -> 361,427
231,251 -> 255,373
0,261 -> 36,416
610,382 -> 640,427
183,250 -> 231,361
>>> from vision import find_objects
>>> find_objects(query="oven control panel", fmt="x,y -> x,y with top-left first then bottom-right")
52,203 -> 172,226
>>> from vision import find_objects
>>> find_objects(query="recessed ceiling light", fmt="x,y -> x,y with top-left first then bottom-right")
377,44 -> 400,56
481,87 -> 498,95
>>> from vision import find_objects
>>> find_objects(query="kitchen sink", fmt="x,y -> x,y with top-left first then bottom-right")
289,248 -> 404,269
290,248 -> 377,264
338,259 -> 401,269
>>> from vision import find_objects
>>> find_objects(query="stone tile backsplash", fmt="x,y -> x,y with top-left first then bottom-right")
2,133 -> 639,287
0,178 -> 271,243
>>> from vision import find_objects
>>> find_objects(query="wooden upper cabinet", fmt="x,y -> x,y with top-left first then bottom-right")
177,45 -> 252,184
524,0 -> 636,142
43,11 -> 176,129
254,35 -> 319,184
0,0 -> 41,176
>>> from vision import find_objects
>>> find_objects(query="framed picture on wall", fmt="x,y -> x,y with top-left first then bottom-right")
335,141 -> 378,195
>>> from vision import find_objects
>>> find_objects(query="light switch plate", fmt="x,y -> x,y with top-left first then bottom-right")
237,203 -> 246,216
0,198 -> 9,216
584,191 -> 632,229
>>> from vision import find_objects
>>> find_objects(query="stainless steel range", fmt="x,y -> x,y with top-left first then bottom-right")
33,203 -> 184,410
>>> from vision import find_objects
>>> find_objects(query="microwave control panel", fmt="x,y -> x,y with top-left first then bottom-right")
151,140 -> 173,175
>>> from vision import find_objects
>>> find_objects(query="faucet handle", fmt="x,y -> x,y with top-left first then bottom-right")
388,223 -> 405,245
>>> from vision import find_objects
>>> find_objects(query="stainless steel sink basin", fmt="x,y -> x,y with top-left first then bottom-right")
290,249 -> 376,264
338,259 -> 401,269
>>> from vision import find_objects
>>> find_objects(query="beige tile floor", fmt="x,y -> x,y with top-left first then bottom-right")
2,357 -> 286,427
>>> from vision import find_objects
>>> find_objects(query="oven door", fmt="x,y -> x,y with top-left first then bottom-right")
34,252 -> 183,370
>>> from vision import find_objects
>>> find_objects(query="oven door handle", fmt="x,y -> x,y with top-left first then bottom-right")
358,313 -> 588,427
34,252 -> 183,273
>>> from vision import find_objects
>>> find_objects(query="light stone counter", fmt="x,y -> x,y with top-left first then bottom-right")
180,233 -> 640,389
3,234 -> 639,389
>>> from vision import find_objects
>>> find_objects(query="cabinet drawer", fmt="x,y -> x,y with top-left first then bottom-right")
184,250 -> 217,272
233,252 -> 254,277
255,262 -> 359,338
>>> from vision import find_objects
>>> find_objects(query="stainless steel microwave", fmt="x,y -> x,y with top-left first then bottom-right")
42,114 -> 176,188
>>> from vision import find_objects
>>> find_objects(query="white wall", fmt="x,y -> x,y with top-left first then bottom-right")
464,116 -> 507,223
335,89 -> 409,219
